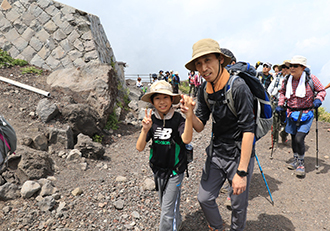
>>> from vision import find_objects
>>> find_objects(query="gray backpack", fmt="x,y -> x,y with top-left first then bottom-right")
0,115 -> 17,168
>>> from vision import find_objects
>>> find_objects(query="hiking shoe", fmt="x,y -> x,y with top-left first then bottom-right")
224,197 -> 232,210
295,159 -> 306,177
287,157 -> 298,170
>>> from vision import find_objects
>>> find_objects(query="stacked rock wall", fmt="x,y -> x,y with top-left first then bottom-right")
0,0 -> 123,82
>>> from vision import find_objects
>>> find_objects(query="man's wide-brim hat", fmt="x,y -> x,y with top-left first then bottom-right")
141,80 -> 181,104
289,55 -> 310,68
185,38 -> 232,71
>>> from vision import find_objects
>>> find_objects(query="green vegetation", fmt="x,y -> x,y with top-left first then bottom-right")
92,134 -> 103,143
179,80 -> 190,94
317,107 -> 330,123
105,110 -> 119,130
0,49 -> 28,68
21,66 -> 43,75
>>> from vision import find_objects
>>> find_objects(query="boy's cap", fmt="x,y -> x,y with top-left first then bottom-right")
185,38 -> 231,71
141,80 -> 181,104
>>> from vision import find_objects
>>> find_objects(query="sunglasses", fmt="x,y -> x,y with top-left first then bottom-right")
281,65 -> 289,69
290,64 -> 300,68
263,65 -> 270,68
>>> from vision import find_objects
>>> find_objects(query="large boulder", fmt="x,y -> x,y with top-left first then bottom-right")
47,63 -> 118,125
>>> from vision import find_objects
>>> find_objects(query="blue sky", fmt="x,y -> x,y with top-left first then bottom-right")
62,0 -> 330,111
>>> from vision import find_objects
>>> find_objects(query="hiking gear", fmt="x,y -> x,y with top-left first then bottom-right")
287,157 -> 299,170
203,62 -> 273,141
270,111 -> 280,159
275,106 -> 285,114
313,99 -> 322,108
185,143 -> 193,163
236,169 -> 248,177
220,48 -> 236,63
255,61 -> 263,69
185,38 -> 231,71
0,115 -> 17,169
289,55 -> 309,68
255,154 -> 274,205
315,107 -> 319,170
295,159 -> 305,176
141,80 -> 181,104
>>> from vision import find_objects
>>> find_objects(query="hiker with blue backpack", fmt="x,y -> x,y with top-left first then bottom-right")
136,80 -> 195,231
276,55 -> 326,177
183,38 -> 263,231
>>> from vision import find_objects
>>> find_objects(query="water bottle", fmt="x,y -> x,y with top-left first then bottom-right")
185,144 -> 193,163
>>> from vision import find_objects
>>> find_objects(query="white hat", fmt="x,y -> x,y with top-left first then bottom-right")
289,55 -> 309,68
175,71 -> 179,75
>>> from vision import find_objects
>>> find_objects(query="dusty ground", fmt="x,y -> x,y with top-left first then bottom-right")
0,65 -> 329,230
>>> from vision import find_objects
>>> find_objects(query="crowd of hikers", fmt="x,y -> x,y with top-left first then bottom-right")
135,38 -> 328,231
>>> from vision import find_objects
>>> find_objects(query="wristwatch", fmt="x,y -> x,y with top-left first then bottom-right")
236,169 -> 248,177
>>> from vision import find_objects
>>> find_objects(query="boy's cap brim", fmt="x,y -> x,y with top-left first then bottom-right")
185,38 -> 231,71
141,80 -> 181,104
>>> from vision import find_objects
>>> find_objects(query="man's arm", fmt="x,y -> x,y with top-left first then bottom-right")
325,82 -> 330,90
232,132 -> 254,195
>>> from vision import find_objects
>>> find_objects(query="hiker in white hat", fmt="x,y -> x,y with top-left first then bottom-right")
136,80 -> 195,230
276,55 -> 326,177
183,38 -> 255,231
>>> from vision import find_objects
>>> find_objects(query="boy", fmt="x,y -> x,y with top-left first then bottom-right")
136,80 -> 194,231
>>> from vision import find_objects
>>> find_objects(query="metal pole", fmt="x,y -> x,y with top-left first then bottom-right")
255,153 -> 274,205
315,107 -> 319,170
0,76 -> 50,97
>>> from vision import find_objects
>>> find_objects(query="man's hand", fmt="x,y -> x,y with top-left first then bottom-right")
232,174 -> 247,195
180,94 -> 195,115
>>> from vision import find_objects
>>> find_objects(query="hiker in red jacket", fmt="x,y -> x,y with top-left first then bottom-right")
276,55 -> 326,177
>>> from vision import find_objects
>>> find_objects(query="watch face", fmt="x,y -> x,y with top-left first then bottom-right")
237,170 -> 248,177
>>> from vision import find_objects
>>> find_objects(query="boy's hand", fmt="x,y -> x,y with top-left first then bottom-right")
142,108 -> 152,131
180,94 -> 195,115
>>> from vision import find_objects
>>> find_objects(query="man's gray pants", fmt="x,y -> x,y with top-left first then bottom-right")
158,173 -> 184,231
198,155 -> 255,231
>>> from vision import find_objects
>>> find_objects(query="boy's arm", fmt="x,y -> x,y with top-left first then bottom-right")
136,129 -> 149,151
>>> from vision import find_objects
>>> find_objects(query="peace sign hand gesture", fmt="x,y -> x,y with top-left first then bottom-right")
142,108 -> 153,132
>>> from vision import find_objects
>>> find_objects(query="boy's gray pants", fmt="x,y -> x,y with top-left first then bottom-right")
158,173 -> 184,231
198,155 -> 255,231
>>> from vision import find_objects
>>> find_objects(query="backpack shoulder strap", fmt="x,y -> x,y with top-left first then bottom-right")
203,81 -> 211,111
225,74 -> 239,117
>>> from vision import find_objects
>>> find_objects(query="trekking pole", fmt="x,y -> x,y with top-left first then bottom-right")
270,124 -> 274,159
315,107 -> 319,170
255,154 -> 274,205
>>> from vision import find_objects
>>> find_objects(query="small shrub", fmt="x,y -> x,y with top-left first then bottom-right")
21,66 -> 43,75
12,59 -> 28,66
105,111 -> 119,130
93,134 -> 103,143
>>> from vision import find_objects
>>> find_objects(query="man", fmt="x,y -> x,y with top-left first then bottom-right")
172,71 -> 180,93
268,60 -> 290,143
183,38 -> 255,231
276,55 -> 326,177
257,62 -> 273,89
164,71 -> 170,82
157,70 -> 164,80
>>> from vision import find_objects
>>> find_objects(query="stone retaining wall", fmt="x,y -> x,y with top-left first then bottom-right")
0,0 -> 123,83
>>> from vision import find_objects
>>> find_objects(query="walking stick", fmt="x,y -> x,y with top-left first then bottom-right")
255,154 -> 274,205
315,107 -> 319,170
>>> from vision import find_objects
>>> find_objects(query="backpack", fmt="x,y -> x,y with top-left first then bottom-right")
203,61 -> 273,140
0,115 -> 17,168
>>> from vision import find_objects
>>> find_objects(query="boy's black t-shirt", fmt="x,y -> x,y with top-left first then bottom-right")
146,112 -> 186,175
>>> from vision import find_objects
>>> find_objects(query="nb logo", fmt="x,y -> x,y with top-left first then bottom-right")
154,127 -> 172,140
